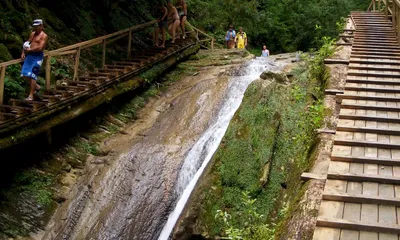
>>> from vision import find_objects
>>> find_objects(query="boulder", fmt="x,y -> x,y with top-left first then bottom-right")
260,70 -> 289,84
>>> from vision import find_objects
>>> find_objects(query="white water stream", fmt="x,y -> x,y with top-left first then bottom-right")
158,57 -> 283,240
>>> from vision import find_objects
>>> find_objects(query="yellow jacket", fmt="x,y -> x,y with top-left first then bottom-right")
235,32 -> 247,48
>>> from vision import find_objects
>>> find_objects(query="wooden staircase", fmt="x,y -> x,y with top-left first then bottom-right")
0,38 -> 194,125
313,11 -> 400,240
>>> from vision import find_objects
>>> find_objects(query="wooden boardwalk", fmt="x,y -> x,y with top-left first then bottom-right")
313,11 -> 400,240
0,21 -> 216,149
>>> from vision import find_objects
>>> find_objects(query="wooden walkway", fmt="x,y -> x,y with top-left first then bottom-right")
313,11 -> 400,240
0,21 -> 217,149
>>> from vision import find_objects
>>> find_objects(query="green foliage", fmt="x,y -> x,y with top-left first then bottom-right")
215,192 -> 275,240
198,36 -> 334,237
14,170 -> 54,206
306,36 -> 336,89
188,0 -> 369,52
81,141 -> 100,155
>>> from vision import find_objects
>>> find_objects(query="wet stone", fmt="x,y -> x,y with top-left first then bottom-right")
61,162 -> 72,172
54,186 -> 71,203
260,70 -> 289,84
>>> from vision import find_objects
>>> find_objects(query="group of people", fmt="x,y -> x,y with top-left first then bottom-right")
225,25 -> 247,49
154,0 -> 187,48
225,25 -> 270,57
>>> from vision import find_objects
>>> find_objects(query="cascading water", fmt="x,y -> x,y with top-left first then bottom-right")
158,57 -> 284,240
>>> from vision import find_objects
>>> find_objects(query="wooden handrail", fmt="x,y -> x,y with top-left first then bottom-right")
51,21 -> 156,53
0,20 -> 157,103
186,22 -> 215,51
0,20 -> 157,69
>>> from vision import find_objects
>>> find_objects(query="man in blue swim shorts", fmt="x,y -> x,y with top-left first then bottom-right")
21,19 -> 48,101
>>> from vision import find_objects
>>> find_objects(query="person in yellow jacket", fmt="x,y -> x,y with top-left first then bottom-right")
235,27 -> 247,49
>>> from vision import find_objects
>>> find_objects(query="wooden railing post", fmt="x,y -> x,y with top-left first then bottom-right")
127,30 -> 132,59
394,4 -> 397,32
373,0 -> 376,10
385,0 -> 389,19
211,38 -> 214,52
102,40 -> 106,67
0,66 -> 5,105
378,0 -> 381,10
45,56 -> 51,90
73,47 -> 81,81
196,30 -> 199,41
398,4 -> 400,43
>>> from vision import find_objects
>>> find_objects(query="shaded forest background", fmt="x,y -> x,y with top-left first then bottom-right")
1,0 -> 369,62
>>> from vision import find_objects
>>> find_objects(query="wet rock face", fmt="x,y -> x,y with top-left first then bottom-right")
259,70 -> 289,84
41,53 -> 238,240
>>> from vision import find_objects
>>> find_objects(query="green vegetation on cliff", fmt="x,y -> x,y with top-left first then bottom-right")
188,0 -> 368,52
196,39 -> 335,239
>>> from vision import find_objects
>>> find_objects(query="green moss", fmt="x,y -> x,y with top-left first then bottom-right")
196,65 -> 325,237
0,44 -> 12,61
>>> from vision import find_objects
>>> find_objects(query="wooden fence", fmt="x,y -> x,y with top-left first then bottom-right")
0,21 -> 159,105
368,0 -> 400,39
0,20 -> 215,105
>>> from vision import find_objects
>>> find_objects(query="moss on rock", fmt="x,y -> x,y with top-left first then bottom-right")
0,44 -> 12,61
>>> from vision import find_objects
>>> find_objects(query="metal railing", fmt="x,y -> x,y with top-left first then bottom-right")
0,20 -> 157,105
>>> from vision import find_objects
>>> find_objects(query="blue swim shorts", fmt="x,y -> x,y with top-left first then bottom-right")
21,52 -> 44,81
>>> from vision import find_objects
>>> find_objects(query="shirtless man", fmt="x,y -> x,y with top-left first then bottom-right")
167,0 -> 180,43
21,19 -> 48,101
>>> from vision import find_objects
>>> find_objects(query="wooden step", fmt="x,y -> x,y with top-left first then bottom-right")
352,42 -> 399,47
351,51 -> 400,56
352,44 -> 400,49
9,99 -> 47,111
331,155 -> 400,166
355,33 -> 396,37
346,78 -> 400,85
56,85 -> 88,92
354,37 -> 397,41
104,65 -> 131,69
336,126 -> 400,135
344,86 -> 400,93
66,81 -> 97,87
347,71 -> 400,78
88,72 -> 116,77
328,172 -> 400,184
338,94 -> 400,102
0,112 -> 17,119
352,48 -> 400,53
348,65 -> 400,72
354,36 -> 397,41
356,25 -> 393,29
357,22 -> 392,25
356,28 -> 394,32
334,139 -> 400,149
349,59 -> 400,65
112,61 -> 141,65
341,103 -> 400,112
78,76 -> 108,81
40,95 -> 62,104
323,192 -> 400,206
96,68 -> 126,73
317,217 -> 400,234
0,105 -> 32,115
50,90 -> 75,97
350,54 -> 400,60
339,114 -> 400,123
